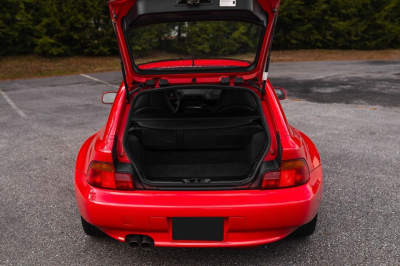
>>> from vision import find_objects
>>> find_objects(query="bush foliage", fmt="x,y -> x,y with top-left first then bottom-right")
126,21 -> 263,58
0,0 -> 398,56
273,0 -> 400,50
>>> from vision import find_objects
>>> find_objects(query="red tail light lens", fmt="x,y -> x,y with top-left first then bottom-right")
87,162 -> 134,190
115,173 -> 134,190
261,159 -> 309,189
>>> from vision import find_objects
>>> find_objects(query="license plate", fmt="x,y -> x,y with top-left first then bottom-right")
172,217 -> 224,241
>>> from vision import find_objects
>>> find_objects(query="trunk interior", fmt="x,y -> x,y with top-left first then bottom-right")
125,87 -> 269,185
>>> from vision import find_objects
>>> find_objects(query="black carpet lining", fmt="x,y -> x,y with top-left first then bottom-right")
143,163 -> 251,179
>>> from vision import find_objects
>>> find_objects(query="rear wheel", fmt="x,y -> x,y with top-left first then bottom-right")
81,216 -> 105,237
291,214 -> 318,237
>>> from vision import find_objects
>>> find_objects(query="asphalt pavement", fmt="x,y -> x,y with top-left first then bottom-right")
1,60 -> 399,265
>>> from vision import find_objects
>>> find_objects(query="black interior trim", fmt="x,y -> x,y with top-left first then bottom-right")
133,90 -> 176,114
114,160 -> 145,190
122,86 -> 271,190
250,132 -> 282,189
132,118 -> 259,130
125,0 -> 267,28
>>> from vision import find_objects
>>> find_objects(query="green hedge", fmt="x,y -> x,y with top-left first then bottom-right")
0,0 -> 117,56
273,0 -> 400,50
0,0 -> 399,56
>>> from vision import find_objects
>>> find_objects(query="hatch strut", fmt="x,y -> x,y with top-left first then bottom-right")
258,11 -> 279,100
120,59 -> 130,103
221,13 -> 279,101
112,21 -> 130,103
128,79 -> 156,97
264,11 -> 279,82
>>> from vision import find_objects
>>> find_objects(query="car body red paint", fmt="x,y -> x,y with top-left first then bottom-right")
75,0 -> 323,247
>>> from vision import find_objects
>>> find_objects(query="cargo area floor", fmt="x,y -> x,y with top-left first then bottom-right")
143,162 -> 251,180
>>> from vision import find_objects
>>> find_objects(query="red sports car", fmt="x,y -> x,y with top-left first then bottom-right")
75,0 -> 323,248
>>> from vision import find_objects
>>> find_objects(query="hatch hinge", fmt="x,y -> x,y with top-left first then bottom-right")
220,76 -> 244,86
234,77 -> 244,85
159,79 -> 169,87
220,77 -> 230,85
145,79 -> 156,86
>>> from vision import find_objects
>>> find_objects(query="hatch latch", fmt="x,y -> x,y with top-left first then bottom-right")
186,0 -> 200,5
183,178 -> 211,184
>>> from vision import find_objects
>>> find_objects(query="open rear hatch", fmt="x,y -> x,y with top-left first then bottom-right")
108,0 -> 281,85
107,0 -> 282,188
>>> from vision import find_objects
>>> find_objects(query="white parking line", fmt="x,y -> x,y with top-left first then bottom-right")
80,74 -> 119,88
0,89 -> 27,118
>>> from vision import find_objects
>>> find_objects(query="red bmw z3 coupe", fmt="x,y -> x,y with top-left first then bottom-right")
75,0 -> 323,248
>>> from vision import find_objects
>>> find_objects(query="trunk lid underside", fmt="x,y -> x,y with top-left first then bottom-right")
109,0 -> 281,84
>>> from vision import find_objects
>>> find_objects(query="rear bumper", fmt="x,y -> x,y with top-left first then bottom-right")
75,166 -> 323,247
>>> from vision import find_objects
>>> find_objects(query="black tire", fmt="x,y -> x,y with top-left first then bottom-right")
81,216 -> 106,237
291,214 -> 318,237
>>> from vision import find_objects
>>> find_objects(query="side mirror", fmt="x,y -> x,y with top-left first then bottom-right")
274,87 -> 286,100
102,92 -> 117,104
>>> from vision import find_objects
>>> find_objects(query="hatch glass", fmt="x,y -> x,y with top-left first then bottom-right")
126,20 -> 263,71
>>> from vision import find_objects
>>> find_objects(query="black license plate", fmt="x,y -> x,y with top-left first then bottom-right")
172,217 -> 224,241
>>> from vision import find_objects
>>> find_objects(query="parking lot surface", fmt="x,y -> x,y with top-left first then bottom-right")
1,60 -> 399,265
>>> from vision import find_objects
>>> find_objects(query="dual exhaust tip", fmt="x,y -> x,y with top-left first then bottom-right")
127,235 -> 154,250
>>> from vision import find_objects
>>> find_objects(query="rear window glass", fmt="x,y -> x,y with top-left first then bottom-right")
126,21 -> 263,71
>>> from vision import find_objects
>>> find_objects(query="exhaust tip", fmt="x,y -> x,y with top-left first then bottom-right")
127,235 -> 142,249
141,236 -> 154,250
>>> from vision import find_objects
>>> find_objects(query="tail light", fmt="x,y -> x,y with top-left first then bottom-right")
87,162 -> 134,190
261,159 -> 309,189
